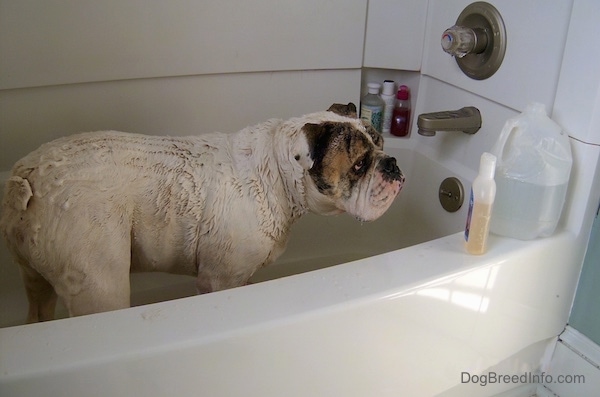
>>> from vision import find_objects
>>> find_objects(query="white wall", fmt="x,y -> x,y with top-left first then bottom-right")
363,0 -> 428,71
0,70 -> 362,170
553,2 -> 600,386
0,0 -> 367,171
421,0 -> 572,113
0,0 -> 367,89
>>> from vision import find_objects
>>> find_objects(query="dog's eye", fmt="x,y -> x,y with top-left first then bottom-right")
353,159 -> 365,172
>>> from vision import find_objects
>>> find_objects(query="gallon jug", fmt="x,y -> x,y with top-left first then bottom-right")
490,103 -> 572,240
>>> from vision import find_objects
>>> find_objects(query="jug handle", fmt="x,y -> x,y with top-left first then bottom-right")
491,118 -> 519,162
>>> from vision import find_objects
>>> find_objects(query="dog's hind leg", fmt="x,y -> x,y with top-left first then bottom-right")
59,265 -> 131,317
63,275 -> 131,317
58,237 -> 132,317
20,263 -> 58,323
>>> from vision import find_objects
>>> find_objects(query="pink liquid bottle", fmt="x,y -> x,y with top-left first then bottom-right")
390,85 -> 411,137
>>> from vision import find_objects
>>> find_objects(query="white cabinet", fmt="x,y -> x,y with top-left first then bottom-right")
421,0 -> 572,112
363,0 -> 429,71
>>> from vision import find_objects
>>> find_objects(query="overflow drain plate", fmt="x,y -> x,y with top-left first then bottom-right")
439,177 -> 464,212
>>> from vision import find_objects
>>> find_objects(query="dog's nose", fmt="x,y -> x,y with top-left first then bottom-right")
382,156 -> 397,174
382,157 -> 399,174
380,156 -> 404,183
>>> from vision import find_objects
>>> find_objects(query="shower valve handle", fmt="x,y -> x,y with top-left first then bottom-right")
441,25 -> 488,58
439,2 -> 506,80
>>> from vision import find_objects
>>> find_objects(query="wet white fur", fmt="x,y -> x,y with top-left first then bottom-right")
1,110 -> 398,319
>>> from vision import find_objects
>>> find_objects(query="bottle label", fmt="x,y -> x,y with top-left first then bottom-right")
360,107 -> 373,123
465,188 -> 494,254
360,105 -> 383,132
465,188 -> 474,241
382,96 -> 395,133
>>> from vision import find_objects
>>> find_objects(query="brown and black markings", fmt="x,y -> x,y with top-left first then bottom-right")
303,121 -> 400,201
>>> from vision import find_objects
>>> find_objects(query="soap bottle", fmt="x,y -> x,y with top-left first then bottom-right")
381,80 -> 396,134
360,83 -> 384,133
465,152 -> 497,255
390,85 -> 411,137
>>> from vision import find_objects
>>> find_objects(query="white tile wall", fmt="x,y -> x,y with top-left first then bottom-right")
0,0 -> 367,171
552,0 -> 600,145
363,0 -> 429,70
0,0 -> 367,89
421,0 -> 573,112
0,69 -> 362,171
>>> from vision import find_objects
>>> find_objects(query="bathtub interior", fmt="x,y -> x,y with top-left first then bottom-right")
250,147 -> 469,282
0,146 -> 468,328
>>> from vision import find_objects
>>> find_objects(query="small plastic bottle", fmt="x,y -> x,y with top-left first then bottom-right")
390,85 -> 411,137
465,152 -> 497,255
360,83 -> 385,133
381,80 -> 396,134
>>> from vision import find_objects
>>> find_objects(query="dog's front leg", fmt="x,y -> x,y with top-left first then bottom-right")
195,267 -> 254,294
195,274 -> 214,294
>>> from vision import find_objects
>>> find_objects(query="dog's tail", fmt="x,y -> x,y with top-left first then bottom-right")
0,176 -> 33,252
3,176 -> 33,211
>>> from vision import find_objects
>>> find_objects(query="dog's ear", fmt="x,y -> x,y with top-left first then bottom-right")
302,121 -> 347,176
303,122 -> 327,163
327,103 -> 357,118
300,122 -> 334,172
291,124 -> 317,170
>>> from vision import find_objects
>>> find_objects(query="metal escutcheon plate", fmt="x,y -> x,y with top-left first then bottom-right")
454,1 -> 507,80
439,177 -> 464,212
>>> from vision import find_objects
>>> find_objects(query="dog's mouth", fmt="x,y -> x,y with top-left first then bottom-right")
370,156 -> 404,206
347,160 -> 405,222
371,178 -> 403,207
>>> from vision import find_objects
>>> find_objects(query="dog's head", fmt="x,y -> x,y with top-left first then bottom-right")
296,103 -> 405,222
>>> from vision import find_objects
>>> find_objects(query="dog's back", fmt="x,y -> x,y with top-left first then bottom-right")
1,104 -> 403,322
0,127 -> 292,321
0,131 -> 222,320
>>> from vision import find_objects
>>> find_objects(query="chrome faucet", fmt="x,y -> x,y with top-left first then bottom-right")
417,106 -> 481,136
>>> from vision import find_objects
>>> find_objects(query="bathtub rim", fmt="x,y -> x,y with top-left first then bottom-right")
0,140 -> 584,388
0,229 -> 579,383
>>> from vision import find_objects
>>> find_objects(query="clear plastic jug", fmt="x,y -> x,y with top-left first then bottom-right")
490,103 -> 572,240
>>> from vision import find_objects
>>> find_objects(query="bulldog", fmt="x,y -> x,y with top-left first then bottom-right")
1,103 -> 404,322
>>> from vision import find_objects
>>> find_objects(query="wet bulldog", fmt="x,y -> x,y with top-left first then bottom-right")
1,103 -> 404,321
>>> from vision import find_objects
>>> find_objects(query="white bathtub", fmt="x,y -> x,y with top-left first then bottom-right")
0,141 -> 583,396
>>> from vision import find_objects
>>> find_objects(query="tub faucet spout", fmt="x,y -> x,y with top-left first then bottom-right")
417,106 -> 481,136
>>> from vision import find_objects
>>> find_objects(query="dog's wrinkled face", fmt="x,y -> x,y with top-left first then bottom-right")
302,103 -> 405,222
